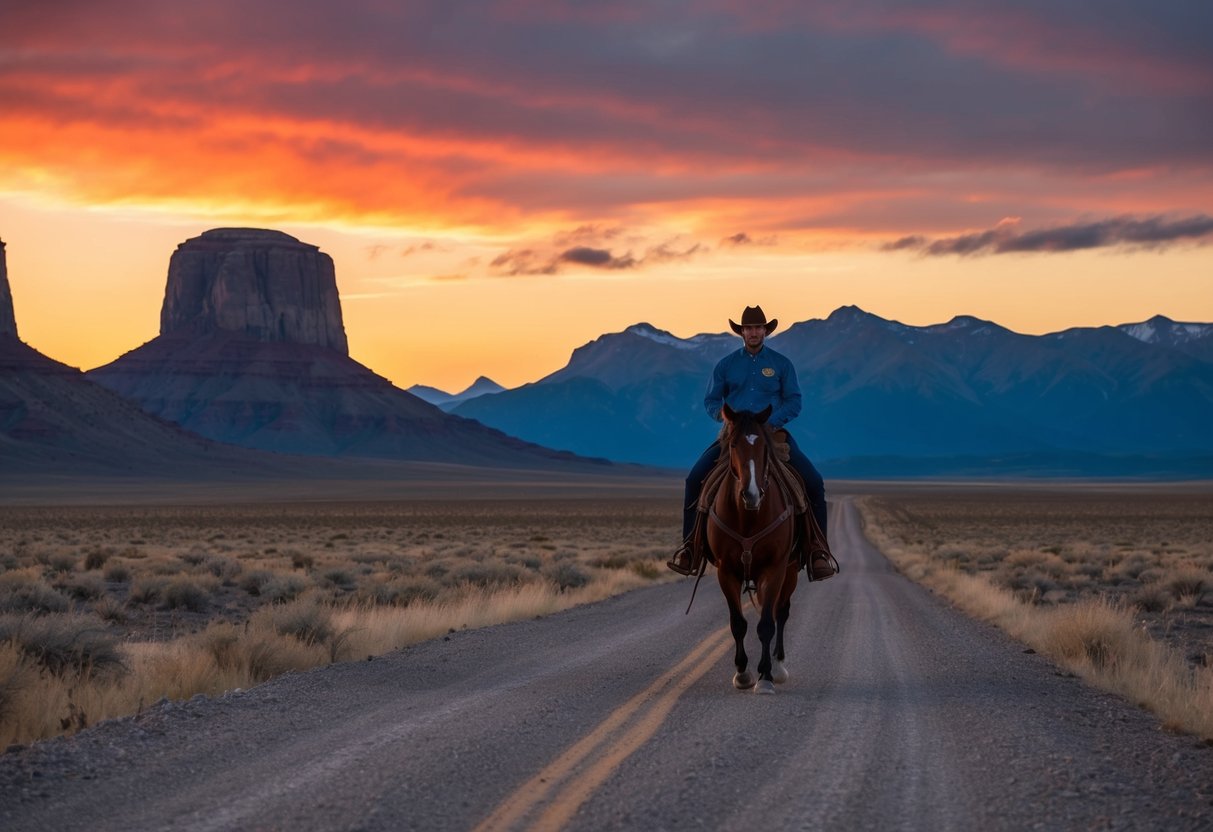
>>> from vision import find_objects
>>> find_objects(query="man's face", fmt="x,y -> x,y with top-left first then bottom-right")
741,324 -> 766,351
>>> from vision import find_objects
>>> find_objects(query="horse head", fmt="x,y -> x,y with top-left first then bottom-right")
721,404 -> 773,511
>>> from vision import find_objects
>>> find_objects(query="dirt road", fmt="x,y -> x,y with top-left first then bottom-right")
2,499 -> 1210,830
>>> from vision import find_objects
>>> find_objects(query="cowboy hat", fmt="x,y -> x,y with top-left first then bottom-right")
729,305 -> 778,335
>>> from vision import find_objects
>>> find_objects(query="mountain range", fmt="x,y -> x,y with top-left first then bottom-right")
4,226 -> 1211,480
407,376 -> 506,408
450,310 -> 1213,475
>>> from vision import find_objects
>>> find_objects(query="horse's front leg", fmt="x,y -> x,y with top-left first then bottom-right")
754,595 -> 778,694
772,562 -> 798,684
719,570 -> 752,690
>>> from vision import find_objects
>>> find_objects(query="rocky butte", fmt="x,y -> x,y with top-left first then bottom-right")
159,228 -> 348,353
89,228 -> 596,467
0,240 -> 269,477
0,240 -> 17,339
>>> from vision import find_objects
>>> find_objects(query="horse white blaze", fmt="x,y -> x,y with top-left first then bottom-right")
745,459 -> 760,506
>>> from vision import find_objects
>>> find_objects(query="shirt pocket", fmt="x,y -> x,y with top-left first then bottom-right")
756,367 -> 781,394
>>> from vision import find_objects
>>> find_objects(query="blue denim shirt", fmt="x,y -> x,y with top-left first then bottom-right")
703,345 -> 802,429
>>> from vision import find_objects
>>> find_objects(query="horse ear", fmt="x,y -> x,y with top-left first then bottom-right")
756,405 -> 773,423
722,403 -> 737,422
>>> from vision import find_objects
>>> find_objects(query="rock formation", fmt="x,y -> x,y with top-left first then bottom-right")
0,240 -> 17,339
160,228 -> 348,353
0,241 -> 280,478
90,228 -> 599,468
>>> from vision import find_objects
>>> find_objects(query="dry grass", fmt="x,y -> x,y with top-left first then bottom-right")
0,498 -> 678,747
858,490 -> 1213,740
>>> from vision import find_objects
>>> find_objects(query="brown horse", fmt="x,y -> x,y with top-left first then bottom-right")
708,404 -> 799,694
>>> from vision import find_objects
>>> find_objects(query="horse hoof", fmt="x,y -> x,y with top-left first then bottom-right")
771,662 -> 789,684
733,671 -> 755,690
754,680 -> 776,695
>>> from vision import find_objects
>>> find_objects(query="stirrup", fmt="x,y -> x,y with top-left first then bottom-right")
807,550 -> 839,581
666,541 -> 696,576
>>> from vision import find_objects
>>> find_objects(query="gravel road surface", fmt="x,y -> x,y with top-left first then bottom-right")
2,498 -> 1211,831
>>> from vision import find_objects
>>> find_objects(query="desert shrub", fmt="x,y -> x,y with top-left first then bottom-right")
1137,568 -> 1165,585
82,547 -> 113,571
1005,549 -> 1050,570
0,573 -> 70,614
179,548 -> 208,566
1111,557 -> 1149,584
127,577 -> 167,605
42,552 -> 77,575
262,574 -> 309,603
264,600 -> 335,646
1004,572 -> 1057,602
506,553 -> 543,571
932,543 -> 969,564
630,560 -> 661,580
1162,567 -> 1213,600
197,554 -> 241,582
1074,561 -> 1105,579
448,560 -> 525,588
159,576 -> 215,612
0,643 -> 33,723
59,573 -> 106,602
543,561 -> 590,591
357,575 -> 442,607
199,622 -> 325,682
244,633 -> 327,681
199,622 -> 243,673
1041,598 -> 1136,671
239,570 -> 273,597
0,614 -> 124,677
92,595 -> 127,623
103,561 -> 131,583
1133,585 -> 1173,613
320,569 -> 356,591
149,559 -> 184,577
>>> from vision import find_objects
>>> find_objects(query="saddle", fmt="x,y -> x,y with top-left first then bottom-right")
691,429 -> 837,580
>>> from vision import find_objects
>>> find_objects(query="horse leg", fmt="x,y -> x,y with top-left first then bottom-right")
753,594 -> 778,694
771,563 -> 798,684
753,561 -> 789,695
719,571 -> 753,690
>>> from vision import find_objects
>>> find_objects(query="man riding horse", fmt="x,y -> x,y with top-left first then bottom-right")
668,305 -> 836,581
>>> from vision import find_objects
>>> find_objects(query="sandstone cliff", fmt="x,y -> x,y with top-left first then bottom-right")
0,240 -> 17,339
160,228 -> 348,354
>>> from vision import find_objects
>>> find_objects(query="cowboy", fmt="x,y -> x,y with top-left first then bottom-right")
668,305 -> 835,580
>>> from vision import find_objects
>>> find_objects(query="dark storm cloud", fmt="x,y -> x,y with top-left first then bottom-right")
558,246 -> 637,269
884,215 -> 1213,255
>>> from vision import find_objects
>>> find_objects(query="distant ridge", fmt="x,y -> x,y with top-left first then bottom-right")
452,306 -> 1213,475
408,376 -> 506,409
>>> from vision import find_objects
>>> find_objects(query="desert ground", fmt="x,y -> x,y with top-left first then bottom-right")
859,486 -> 1213,668
2,477 -> 1212,749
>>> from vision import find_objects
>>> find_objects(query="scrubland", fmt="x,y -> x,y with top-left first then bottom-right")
0,499 -> 677,747
858,489 -> 1213,740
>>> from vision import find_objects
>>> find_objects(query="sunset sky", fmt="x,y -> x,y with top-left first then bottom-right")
2,0 -> 1211,391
